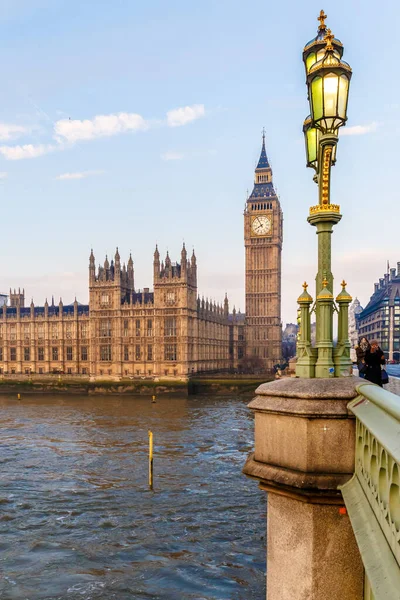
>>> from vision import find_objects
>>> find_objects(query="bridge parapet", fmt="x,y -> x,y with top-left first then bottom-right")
341,383 -> 400,599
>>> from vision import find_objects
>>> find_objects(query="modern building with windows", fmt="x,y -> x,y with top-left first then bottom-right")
357,264 -> 400,362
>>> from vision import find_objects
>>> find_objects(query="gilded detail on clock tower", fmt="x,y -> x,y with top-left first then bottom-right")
244,133 -> 283,369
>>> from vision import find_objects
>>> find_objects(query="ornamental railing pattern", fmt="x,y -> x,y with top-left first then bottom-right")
342,383 -> 400,599
355,411 -> 400,568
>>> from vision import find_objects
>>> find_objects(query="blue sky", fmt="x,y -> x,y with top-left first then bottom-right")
0,0 -> 398,324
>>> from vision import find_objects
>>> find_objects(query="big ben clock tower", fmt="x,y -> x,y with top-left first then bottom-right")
244,132 -> 283,370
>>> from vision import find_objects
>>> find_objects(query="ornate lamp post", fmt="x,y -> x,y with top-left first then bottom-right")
296,11 -> 353,378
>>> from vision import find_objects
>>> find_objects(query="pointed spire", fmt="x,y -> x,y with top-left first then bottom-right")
154,244 -> 160,260
89,248 -> 95,264
115,247 -> 120,264
128,252 -> 133,266
51,295 -> 55,307
104,255 -> 109,270
256,128 -> 270,169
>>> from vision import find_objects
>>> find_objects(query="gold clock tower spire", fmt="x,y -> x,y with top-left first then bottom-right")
244,134 -> 283,370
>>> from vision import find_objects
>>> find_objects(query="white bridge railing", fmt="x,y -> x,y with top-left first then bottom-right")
341,383 -> 400,599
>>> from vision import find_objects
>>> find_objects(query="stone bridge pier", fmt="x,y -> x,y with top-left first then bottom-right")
243,377 -> 364,600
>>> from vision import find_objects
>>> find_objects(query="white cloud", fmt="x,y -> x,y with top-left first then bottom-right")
56,170 -> 104,181
0,143 -> 56,160
167,104 -> 205,127
0,104 -> 207,161
54,112 -> 148,143
341,122 -> 378,136
0,123 -> 29,141
0,172 -> 7,179
161,151 -> 185,161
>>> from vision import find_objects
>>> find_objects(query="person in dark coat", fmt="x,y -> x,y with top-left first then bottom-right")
364,340 -> 386,386
355,336 -> 370,377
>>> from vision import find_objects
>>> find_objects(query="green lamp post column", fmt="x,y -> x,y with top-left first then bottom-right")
303,27 -> 352,378
314,277 -> 335,377
295,282 -> 316,378
334,280 -> 353,376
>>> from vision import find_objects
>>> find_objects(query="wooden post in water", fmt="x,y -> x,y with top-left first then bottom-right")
148,430 -> 153,489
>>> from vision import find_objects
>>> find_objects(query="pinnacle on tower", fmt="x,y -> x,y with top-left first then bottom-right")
249,131 -> 276,199
154,245 -> 160,260
256,128 -> 270,169
89,248 -> 95,264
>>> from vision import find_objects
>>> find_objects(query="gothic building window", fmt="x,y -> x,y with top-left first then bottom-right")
10,325 -> 16,341
81,347 -> 88,361
52,325 -> 58,340
124,320 -> 129,336
135,345 -> 141,360
147,345 -> 153,361
147,319 -> 153,336
24,325 -> 30,341
124,345 -> 129,361
66,347 -> 73,361
100,320 -> 111,338
100,293 -> 110,307
0,348 -> 3,361
52,347 -> 58,361
165,317 -> 177,337
66,324 -> 72,339
165,344 -> 177,361
24,348 -> 30,361
135,319 -> 141,336
38,325 -> 44,340
100,345 -> 112,361
166,291 -> 175,305
10,348 -> 16,361
0,325 -> 3,339
81,323 -> 88,338
38,347 -> 44,361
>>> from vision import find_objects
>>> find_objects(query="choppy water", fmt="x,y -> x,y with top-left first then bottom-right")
0,394 -> 265,600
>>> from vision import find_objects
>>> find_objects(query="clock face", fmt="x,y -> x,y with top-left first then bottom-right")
251,215 -> 272,236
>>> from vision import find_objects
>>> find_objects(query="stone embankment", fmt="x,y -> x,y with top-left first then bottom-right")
0,374 -> 270,395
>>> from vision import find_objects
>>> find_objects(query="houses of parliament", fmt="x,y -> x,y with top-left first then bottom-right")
0,136 -> 283,379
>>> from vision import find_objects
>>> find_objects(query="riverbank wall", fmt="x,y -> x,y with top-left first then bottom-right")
0,374 -> 270,396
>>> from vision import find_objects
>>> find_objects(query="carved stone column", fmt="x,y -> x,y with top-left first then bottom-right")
243,377 -> 364,600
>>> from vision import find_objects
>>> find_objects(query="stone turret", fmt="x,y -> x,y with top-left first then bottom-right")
89,249 -> 95,283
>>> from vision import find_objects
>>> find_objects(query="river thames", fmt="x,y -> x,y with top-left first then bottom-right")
0,394 -> 265,600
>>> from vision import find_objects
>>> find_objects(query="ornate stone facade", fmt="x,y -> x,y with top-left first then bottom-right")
0,247 -> 244,379
244,134 -> 283,369
358,263 -> 400,362
0,136 -> 281,378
